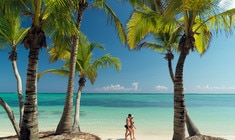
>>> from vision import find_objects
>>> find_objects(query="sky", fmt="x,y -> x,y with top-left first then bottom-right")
1,0 -> 235,94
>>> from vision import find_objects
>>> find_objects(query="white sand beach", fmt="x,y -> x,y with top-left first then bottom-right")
1,93 -> 235,140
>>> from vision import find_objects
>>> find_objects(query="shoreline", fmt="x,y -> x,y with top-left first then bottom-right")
1,93 -> 235,140
0,131 -> 171,140
2,130 -> 235,140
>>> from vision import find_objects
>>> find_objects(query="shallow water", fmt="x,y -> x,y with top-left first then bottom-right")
0,93 -> 235,139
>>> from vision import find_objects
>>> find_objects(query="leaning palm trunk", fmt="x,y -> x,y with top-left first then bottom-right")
11,59 -> 24,127
166,51 -> 201,138
20,47 -> 40,140
56,36 -> 78,134
56,2 -> 87,134
172,50 -> 187,140
72,86 -> 82,131
185,111 -> 200,136
0,97 -> 20,138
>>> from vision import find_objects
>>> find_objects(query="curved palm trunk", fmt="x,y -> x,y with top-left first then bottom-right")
56,36 -> 78,134
172,50 -> 187,140
166,52 -> 201,137
185,111 -> 201,136
0,97 -> 20,137
166,51 -> 175,82
56,2 -> 87,134
20,47 -> 40,140
72,86 -> 82,131
11,60 -> 24,127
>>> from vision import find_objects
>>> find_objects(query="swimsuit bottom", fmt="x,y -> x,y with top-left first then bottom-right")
124,125 -> 129,129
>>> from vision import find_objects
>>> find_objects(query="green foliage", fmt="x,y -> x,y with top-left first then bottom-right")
127,0 -> 235,56
93,0 -> 127,45
38,33 -> 121,85
37,69 -> 69,81
43,0 -> 78,38
0,4 -> 29,50
193,18 -> 212,54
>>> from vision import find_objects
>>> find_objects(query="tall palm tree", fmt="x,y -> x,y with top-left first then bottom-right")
14,1 -> 77,139
37,33 -> 121,132
127,0 -> 235,139
0,5 -> 28,130
126,1 -> 201,137
55,0 -> 126,134
170,1 -> 235,139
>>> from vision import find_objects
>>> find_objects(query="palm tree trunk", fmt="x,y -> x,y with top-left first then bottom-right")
172,51 -> 187,140
56,36 -> 79,134
167,55 -> 201,137
167,59 -> 175,82
56,2 -> 87,134
0,97 -> 20,138
11,60 -> 24,127
20,47 -> 39,140
186,110 -> 201,136
72,86 -> 82,132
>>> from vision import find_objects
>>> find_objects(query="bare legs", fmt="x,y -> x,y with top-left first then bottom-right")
125,128 -> 133,140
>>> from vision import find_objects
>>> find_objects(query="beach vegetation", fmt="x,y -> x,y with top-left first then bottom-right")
0,3 -> 29,137
127,0 -> 235,139
54,0 -> 126,135
126,0 -> 202,137
0,0 -> 77,139
37,33 -> 121,132
1,0 -> 125,138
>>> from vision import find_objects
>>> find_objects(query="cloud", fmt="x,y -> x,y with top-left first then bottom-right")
194,85 -> 235,93
219,0 -> 235,10
96,82 -> 139,92
155,85 -> 168,91
132,82 -> 139,91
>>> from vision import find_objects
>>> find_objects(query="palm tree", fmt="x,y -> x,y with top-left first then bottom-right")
13,1 -> 77,139
127,0 -> 235,139
0,3 -> 29,138
0,5 -> 28,130
55,0 -> 126,134
37,33 -> 121,132
171,1 -> 235,139
127,0 -> 202,137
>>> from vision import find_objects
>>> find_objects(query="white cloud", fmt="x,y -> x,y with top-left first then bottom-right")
100,84 -> 125,91
96,82 -> 139,92
194,85 -> 235,93
155,85 -> 168,91
219,0 -> 235,10
132,82 -> 139,91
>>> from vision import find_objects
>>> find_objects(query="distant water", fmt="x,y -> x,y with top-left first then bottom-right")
0,93 -> 235,139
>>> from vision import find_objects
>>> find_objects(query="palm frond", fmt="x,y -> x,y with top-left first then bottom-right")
37,69 -> 69,81
92,54 -> 121,72
89,43 -> 105,51
86,68 -> 97,85
42,0 -> 78,38
205,8 -> 235,35
45,32 -> 121,86
93,0 -> 126,45
48,46 -> 71,63
0,7 -> 29,48
0,16 -> 11,43
127,0 -> 146,7
135,42 -> 166,53
127,6 -> 172,49
193,18 -> 212,55
1,0 -> 29,15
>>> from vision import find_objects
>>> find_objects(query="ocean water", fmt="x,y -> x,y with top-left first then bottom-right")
0,93 -> 235,139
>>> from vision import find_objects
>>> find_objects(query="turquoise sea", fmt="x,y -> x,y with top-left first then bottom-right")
0,93 -> 235,140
